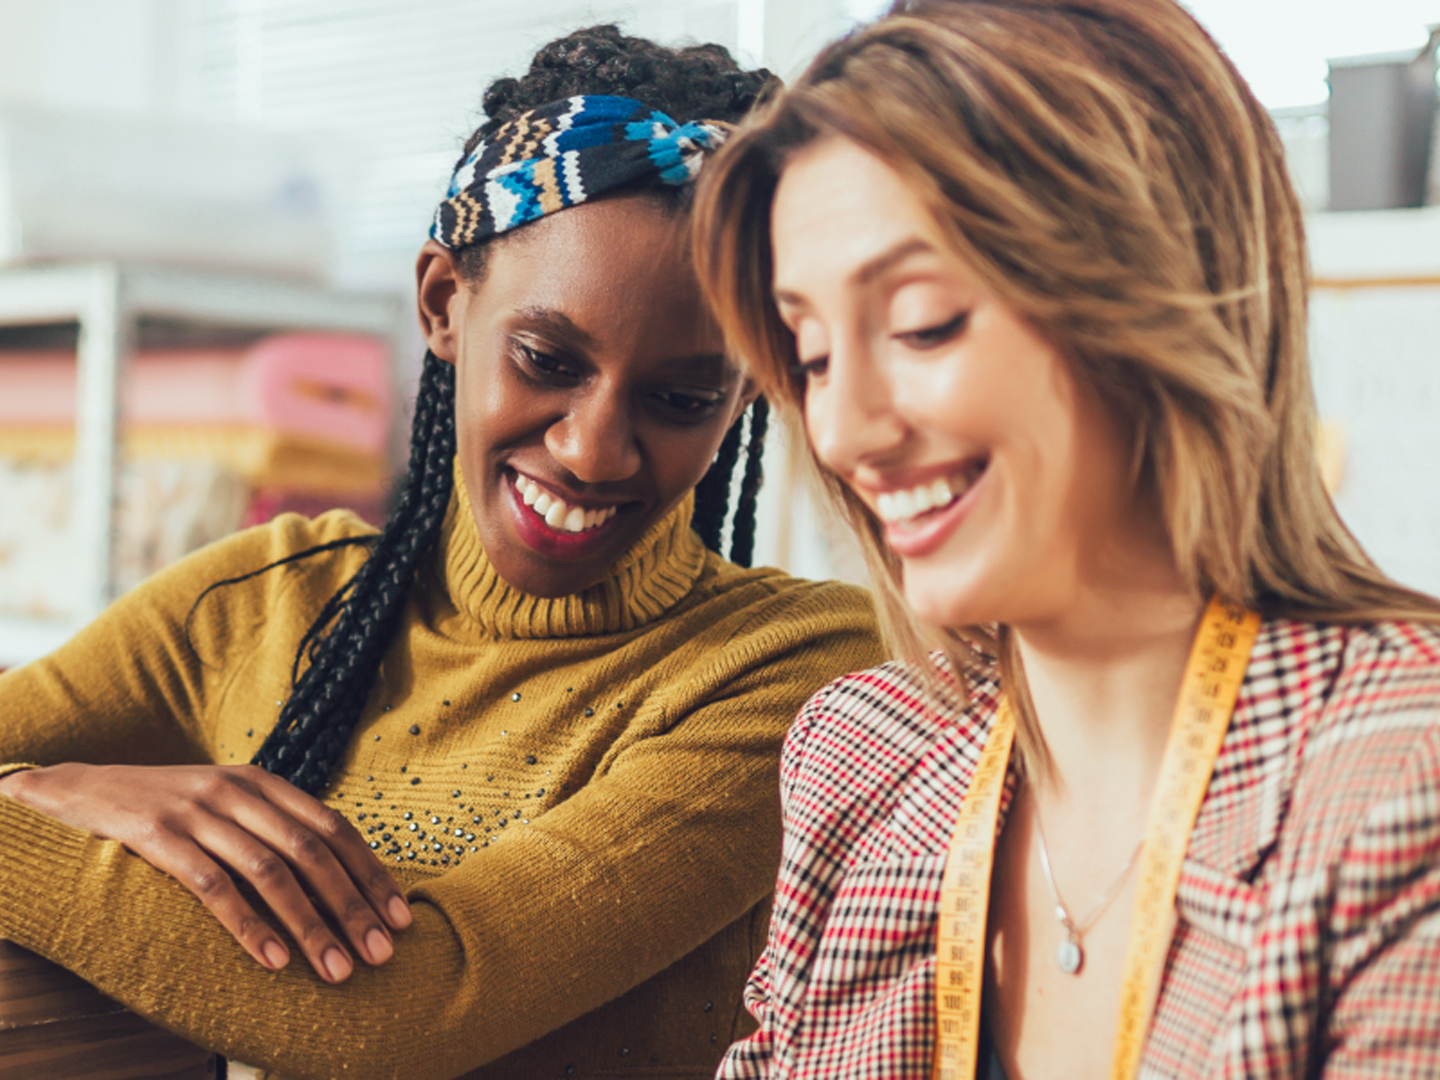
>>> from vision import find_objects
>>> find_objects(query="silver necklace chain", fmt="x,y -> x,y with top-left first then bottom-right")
1032,800 -> 1144,975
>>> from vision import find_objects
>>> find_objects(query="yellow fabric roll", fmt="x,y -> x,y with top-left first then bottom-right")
0,424 -> 388,496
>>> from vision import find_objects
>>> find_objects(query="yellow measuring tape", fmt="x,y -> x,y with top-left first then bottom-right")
932,596 -> 1260,1080
933,706 -> 1014,1080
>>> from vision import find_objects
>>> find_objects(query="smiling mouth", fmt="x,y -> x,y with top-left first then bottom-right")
873,459 -> 988,527
513,474 -> 620,534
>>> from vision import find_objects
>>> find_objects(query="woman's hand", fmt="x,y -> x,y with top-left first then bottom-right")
0,763 -> 412,983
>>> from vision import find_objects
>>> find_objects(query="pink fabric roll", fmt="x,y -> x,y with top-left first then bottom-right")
0,333 -> 392,454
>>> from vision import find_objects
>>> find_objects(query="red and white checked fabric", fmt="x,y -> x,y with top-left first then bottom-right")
720,618 -> 1440,1078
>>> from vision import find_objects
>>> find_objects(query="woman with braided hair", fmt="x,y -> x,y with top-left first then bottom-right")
0,25 -> 880,1080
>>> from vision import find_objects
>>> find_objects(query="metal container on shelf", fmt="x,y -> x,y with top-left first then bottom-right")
1328,27 -> 1440,211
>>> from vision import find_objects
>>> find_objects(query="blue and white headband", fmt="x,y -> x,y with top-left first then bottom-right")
430,94 -> 728,250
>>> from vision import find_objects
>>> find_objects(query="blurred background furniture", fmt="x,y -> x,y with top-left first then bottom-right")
0,262 -> 406,670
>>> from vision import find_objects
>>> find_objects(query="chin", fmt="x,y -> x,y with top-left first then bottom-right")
901,567 -> 997,632
903,588 -> 963,631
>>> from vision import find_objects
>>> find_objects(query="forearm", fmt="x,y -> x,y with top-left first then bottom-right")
0,755 -> 782,1080
0,601 -> 213,769
0,669 -> 204,768
0,793 -> 477,1079
0,512 -> 375,771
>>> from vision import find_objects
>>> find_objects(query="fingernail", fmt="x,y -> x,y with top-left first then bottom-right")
388,895 -> 412,928
261,941 -> 288,969
322,948 -> 353,982
365,927 -> 392,963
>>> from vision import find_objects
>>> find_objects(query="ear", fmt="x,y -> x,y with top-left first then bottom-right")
416,240 -> 463,363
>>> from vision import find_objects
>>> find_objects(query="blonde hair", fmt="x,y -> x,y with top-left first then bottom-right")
695,0 -> 1440,771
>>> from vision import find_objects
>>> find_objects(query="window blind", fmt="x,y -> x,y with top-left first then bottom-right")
196,0 -> 743,286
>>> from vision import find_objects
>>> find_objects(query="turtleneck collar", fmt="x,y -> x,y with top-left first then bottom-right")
437,459 -> 708,639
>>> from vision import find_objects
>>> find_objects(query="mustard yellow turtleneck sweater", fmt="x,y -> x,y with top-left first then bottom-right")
0,475 -> 881,1080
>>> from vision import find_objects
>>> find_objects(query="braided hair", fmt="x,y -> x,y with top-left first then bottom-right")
243,27 -> 774,794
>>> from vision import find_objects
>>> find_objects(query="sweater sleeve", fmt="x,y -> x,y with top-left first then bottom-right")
0,510 -> 374,770
0,577 -> 215,770
0,585 -> 882,1080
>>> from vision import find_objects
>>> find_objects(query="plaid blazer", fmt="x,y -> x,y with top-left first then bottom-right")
719,618 -> 1440,1078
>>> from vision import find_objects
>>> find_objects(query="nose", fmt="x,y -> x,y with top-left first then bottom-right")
805,335 -> 907,476
544,384 -> 643,485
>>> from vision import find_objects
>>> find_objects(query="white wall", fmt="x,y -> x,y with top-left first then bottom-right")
194,0 -> 752,289
1311,284 -> 1440,597
0,0 -> 203,116
1307,207 -> 1440,597
0,0 -> 860,290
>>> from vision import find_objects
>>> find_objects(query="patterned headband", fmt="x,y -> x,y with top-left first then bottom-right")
430,94 -> 728,250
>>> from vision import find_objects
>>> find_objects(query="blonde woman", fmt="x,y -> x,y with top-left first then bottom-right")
694,0 -> 1440,1076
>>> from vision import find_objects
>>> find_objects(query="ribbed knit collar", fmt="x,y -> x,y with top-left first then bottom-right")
437,460 -> 708,639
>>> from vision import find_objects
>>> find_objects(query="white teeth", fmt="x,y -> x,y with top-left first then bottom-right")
875,473 -> 969,525
512,475 -> 619,533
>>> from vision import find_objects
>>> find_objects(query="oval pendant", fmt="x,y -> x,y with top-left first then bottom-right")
1056,938 -> 1083,975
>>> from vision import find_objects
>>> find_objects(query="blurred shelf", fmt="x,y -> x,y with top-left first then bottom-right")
0,262 -> 407,663
1307,204 -> 1440,283
0,262 -> 405,340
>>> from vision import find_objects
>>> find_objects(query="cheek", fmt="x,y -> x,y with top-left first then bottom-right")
452,365 -> 483,451
455,353 -> 536,451
892,352 -> 993,448
801,383 -> 852,475
636,404 -> 743,508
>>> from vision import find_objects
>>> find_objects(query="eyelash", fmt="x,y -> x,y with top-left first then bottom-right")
789,356 -> 829,382
786,312 -> 970,383
514,341 -> 725,424
895,312 -> 969,350
514,342 -> 579,384
652,389 -> 724,420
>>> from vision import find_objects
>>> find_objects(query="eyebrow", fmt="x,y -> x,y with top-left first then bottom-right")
773,236 -> 936,307
659,353 -> 735,380
514,307 -> 598,349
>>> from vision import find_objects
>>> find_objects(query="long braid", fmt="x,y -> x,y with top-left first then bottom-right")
727,397 -> 769,568
251,352 -> 456,794
692,397 -> 769,568
691,411 -> 744,556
